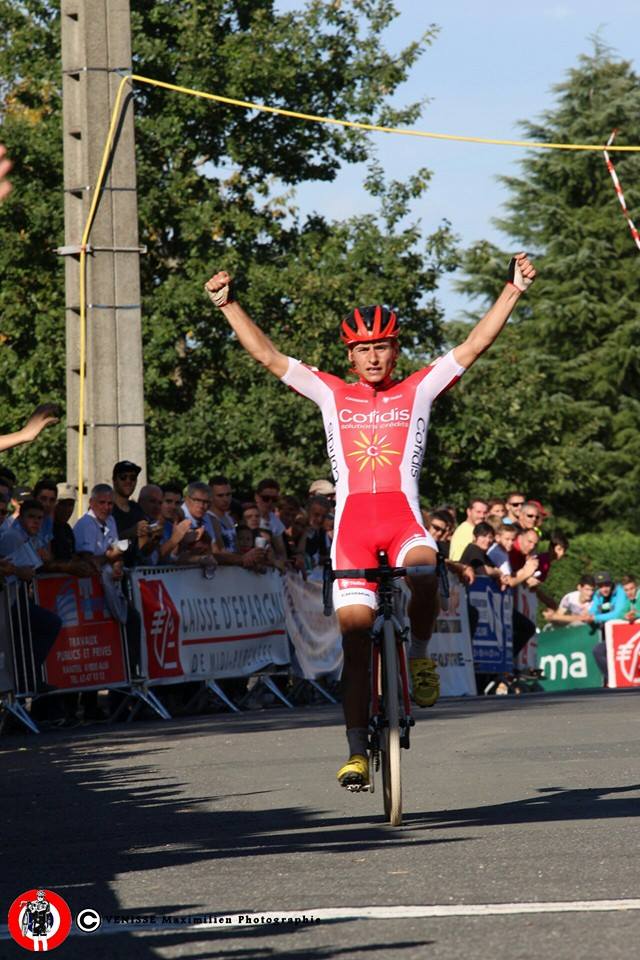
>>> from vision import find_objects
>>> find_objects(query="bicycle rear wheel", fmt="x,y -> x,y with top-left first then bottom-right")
380,618 -> 402,825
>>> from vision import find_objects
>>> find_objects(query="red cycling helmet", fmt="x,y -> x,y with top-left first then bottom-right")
340,305 -> 400,345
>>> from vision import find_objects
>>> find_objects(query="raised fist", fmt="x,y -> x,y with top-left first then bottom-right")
204,271 -> 234,308
507,253 -> 536,292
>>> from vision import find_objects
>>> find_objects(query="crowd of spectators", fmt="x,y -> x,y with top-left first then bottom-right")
1,466 -> 638,708
1,147 -> 636,722
0,459 -> 340,715
423,494 -> 638,686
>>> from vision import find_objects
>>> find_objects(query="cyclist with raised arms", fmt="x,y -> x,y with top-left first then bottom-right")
204,254 -> 536,789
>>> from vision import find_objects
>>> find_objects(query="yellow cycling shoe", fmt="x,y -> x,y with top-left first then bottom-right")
410,657 -> 440,707
337,754 -> 369,789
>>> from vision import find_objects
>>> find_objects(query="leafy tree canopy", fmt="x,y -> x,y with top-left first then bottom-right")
0,0 -> 459,496
440,43 -> 640,532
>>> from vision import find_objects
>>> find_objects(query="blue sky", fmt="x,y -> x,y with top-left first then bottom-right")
275,1 -> 639,318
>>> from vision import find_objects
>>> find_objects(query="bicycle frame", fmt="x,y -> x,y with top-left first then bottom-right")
368,580 -> 413,770
325,551 -> 436,825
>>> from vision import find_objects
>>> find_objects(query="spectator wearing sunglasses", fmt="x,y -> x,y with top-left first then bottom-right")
518,500 -> 540,536
428,510 -> 454,558
111,461 -> 147,542
255,478 -> 283,532
429,510 -> 474,585
254,478 -> 287,562
504,492 -> 526,525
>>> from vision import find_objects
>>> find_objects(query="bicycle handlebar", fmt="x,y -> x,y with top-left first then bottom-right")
322,558 -> 438,617
330,563 -> 435,581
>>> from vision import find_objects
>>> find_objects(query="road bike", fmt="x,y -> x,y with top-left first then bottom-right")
324,551 -> 436,826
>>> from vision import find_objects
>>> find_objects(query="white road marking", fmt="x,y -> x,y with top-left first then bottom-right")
309,900 -> 640,919
3,899 -> 640,940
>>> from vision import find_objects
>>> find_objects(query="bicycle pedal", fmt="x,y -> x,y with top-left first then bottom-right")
345,783 -> 370,793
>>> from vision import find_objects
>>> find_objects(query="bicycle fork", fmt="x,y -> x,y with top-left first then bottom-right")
367,615 -> 414,794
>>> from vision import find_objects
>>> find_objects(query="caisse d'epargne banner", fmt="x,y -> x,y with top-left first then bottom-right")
605,621 -> 640,689
283,572 -> 343,680
130,567 -> 289,683
34,574 -> 128,689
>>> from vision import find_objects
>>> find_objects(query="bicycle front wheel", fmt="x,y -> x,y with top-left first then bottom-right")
381,618 -> 402,825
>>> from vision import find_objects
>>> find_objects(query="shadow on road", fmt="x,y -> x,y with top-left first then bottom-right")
406,783 -> 640,830
0,720 -> 454,960
64,926 -> 434,960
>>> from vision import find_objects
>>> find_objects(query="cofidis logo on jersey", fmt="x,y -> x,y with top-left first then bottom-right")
339,407 -> 410,425
8,888 -> 72,952
347,431 -> 401,472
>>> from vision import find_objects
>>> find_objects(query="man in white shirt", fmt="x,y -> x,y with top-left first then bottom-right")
543,574 -> 596,626
74,484 -> 142,680
73,484 -> 123,565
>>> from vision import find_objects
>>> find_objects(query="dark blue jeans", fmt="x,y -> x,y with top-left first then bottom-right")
592,640 -> 608,684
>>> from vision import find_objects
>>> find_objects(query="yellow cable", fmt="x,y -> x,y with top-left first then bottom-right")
129,73 -> 640,152
76,71 -> 640,513
76,75 -> 132,516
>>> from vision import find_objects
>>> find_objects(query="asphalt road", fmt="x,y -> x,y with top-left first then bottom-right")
2,689 -> 640,959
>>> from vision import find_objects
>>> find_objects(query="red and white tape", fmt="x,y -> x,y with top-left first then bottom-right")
604,129 -> 640,252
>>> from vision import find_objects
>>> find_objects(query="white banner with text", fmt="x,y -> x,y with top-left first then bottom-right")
283,572 -> 343,679
429,579 -> 477,697
130,567 -> 290,684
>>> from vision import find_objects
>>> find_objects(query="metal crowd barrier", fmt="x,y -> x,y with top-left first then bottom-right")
0,581 -> 40,734
0,565 -> 340,734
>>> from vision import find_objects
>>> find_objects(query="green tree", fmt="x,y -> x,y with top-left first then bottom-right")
0,1 -> 65,481
435,45 -> 640,530
0,0 -> 458,494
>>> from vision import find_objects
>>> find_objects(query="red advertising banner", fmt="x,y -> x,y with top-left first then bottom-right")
34,575 -> 128,689
605,622 -> 640,689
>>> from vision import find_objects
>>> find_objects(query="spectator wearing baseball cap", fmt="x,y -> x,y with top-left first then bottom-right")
51,484 -> 78,563
111,460 -> 147,546
308,479 -> 335,501
6,484 -> 33,528
587,573 -> 629,685
587,573 -> 627,624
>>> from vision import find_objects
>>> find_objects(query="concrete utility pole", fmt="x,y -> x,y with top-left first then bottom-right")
60,0 -> 146,504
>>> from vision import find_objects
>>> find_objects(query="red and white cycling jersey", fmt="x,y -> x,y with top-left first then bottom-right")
281,349 -> 465,608
281,349 -> 464,501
